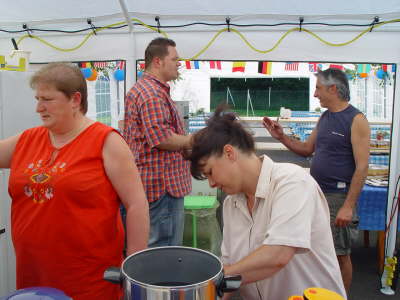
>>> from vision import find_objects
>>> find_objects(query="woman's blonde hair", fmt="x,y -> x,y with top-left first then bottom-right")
30,63 -> 88,114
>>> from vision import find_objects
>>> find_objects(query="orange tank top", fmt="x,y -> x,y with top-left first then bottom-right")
9,122 -> 124,300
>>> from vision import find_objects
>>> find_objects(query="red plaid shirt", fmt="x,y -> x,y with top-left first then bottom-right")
123,73 -> 191,203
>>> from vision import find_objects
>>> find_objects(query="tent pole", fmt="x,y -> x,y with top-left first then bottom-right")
118,0 -> 133,33
380,63 -> 400,296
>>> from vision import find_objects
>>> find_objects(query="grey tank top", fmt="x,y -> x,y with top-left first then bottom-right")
310,104 -> 362,193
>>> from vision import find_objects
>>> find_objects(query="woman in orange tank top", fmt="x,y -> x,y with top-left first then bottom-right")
0,63 -> 149,300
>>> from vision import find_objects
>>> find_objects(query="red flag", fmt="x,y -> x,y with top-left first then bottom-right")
329,64 -> 344,71
382,64 -> 388,72
117,61 -> 125,70
210,61 -> 221,70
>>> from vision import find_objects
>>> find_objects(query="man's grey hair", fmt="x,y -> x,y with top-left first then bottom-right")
316,68 -> 350,101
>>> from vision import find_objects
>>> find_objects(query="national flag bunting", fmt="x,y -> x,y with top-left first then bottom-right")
79,62 -> 92,68
210,61 -> 221,70
117,60 -> 126,70
185,60 -> 199,69
93,61 -> 108,68
329,64 -> 344,71
357,64 -> 371,74
309,62 -> 321,73
284,62 -> 299,71
232,61 -> 246,72
136,61 -> 144,70
258,61 -> 272,75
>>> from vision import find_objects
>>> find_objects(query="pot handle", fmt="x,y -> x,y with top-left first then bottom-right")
217,275 -> 242,297
104,267 -> 122,284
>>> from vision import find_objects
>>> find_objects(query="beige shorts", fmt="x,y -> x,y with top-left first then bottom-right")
325,193 -> 359,256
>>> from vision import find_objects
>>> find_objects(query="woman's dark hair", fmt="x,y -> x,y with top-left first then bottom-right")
189,105 -> 255,180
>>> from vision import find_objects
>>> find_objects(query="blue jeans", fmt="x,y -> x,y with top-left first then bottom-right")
148,193 -> 184,247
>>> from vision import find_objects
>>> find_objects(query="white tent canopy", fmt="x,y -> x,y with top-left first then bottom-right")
1,0 -> 400,294
1,0 -> 400,67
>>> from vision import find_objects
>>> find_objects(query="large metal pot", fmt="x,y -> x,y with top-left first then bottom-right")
104,246 -> 241,300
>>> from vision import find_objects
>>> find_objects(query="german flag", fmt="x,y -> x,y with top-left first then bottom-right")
258,61 -> 272,75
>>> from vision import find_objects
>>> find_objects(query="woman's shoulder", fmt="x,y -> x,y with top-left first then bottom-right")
87,121 -> 117,134
19,126 -> 47,139
81,122 -> 121,147
13,126 -> 48,155
272,162 -> 310,184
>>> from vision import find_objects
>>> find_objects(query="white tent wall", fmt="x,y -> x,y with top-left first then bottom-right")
1,0 -> 400,295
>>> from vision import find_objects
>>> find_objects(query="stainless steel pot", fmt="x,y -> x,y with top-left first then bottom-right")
104,246 -> 241,300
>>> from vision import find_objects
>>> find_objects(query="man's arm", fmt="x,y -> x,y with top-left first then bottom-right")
224,244 -> 296,285
263,116 -> 316,157
103,131 -> 150,255
155,132 -> 192,151
138,97 -> 192,152
0,134 -> 20,169
335,114 -> 370,227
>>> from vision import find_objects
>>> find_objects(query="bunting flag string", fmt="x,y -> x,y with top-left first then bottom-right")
357,64 -> 371,74
329,64 -> 344,71
117,61 -> 126,70
185,60 -> 199,69
308,62 -> 322,72
232,61 -> 246,72
79,62 -> 92,68
210,60 -> 221,70
93,61 -> 108,68
258,61 -> 272,75
284,62 -> 299,71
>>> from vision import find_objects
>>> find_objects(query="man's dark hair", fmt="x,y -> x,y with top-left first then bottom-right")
317,68 -> 350,101
188,104 -> 255,180
145,37 -> 176,68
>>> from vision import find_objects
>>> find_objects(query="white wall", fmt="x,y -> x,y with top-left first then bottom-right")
170,69 -> 211,113
0,71 -> 41,297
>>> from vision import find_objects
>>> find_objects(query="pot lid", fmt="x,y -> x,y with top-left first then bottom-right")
0,287 -> 71,300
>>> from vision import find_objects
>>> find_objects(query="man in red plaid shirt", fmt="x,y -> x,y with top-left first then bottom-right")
124,38 -> 192,247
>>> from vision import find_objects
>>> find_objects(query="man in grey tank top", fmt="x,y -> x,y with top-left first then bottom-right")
263,68 -> 370,296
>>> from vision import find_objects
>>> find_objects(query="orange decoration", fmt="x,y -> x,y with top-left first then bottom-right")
359,72 -> 368,78
87,69 -> 98,81
303,287 -> 345,300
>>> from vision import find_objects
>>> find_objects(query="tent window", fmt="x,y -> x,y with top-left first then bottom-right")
95,75 -> 111,126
